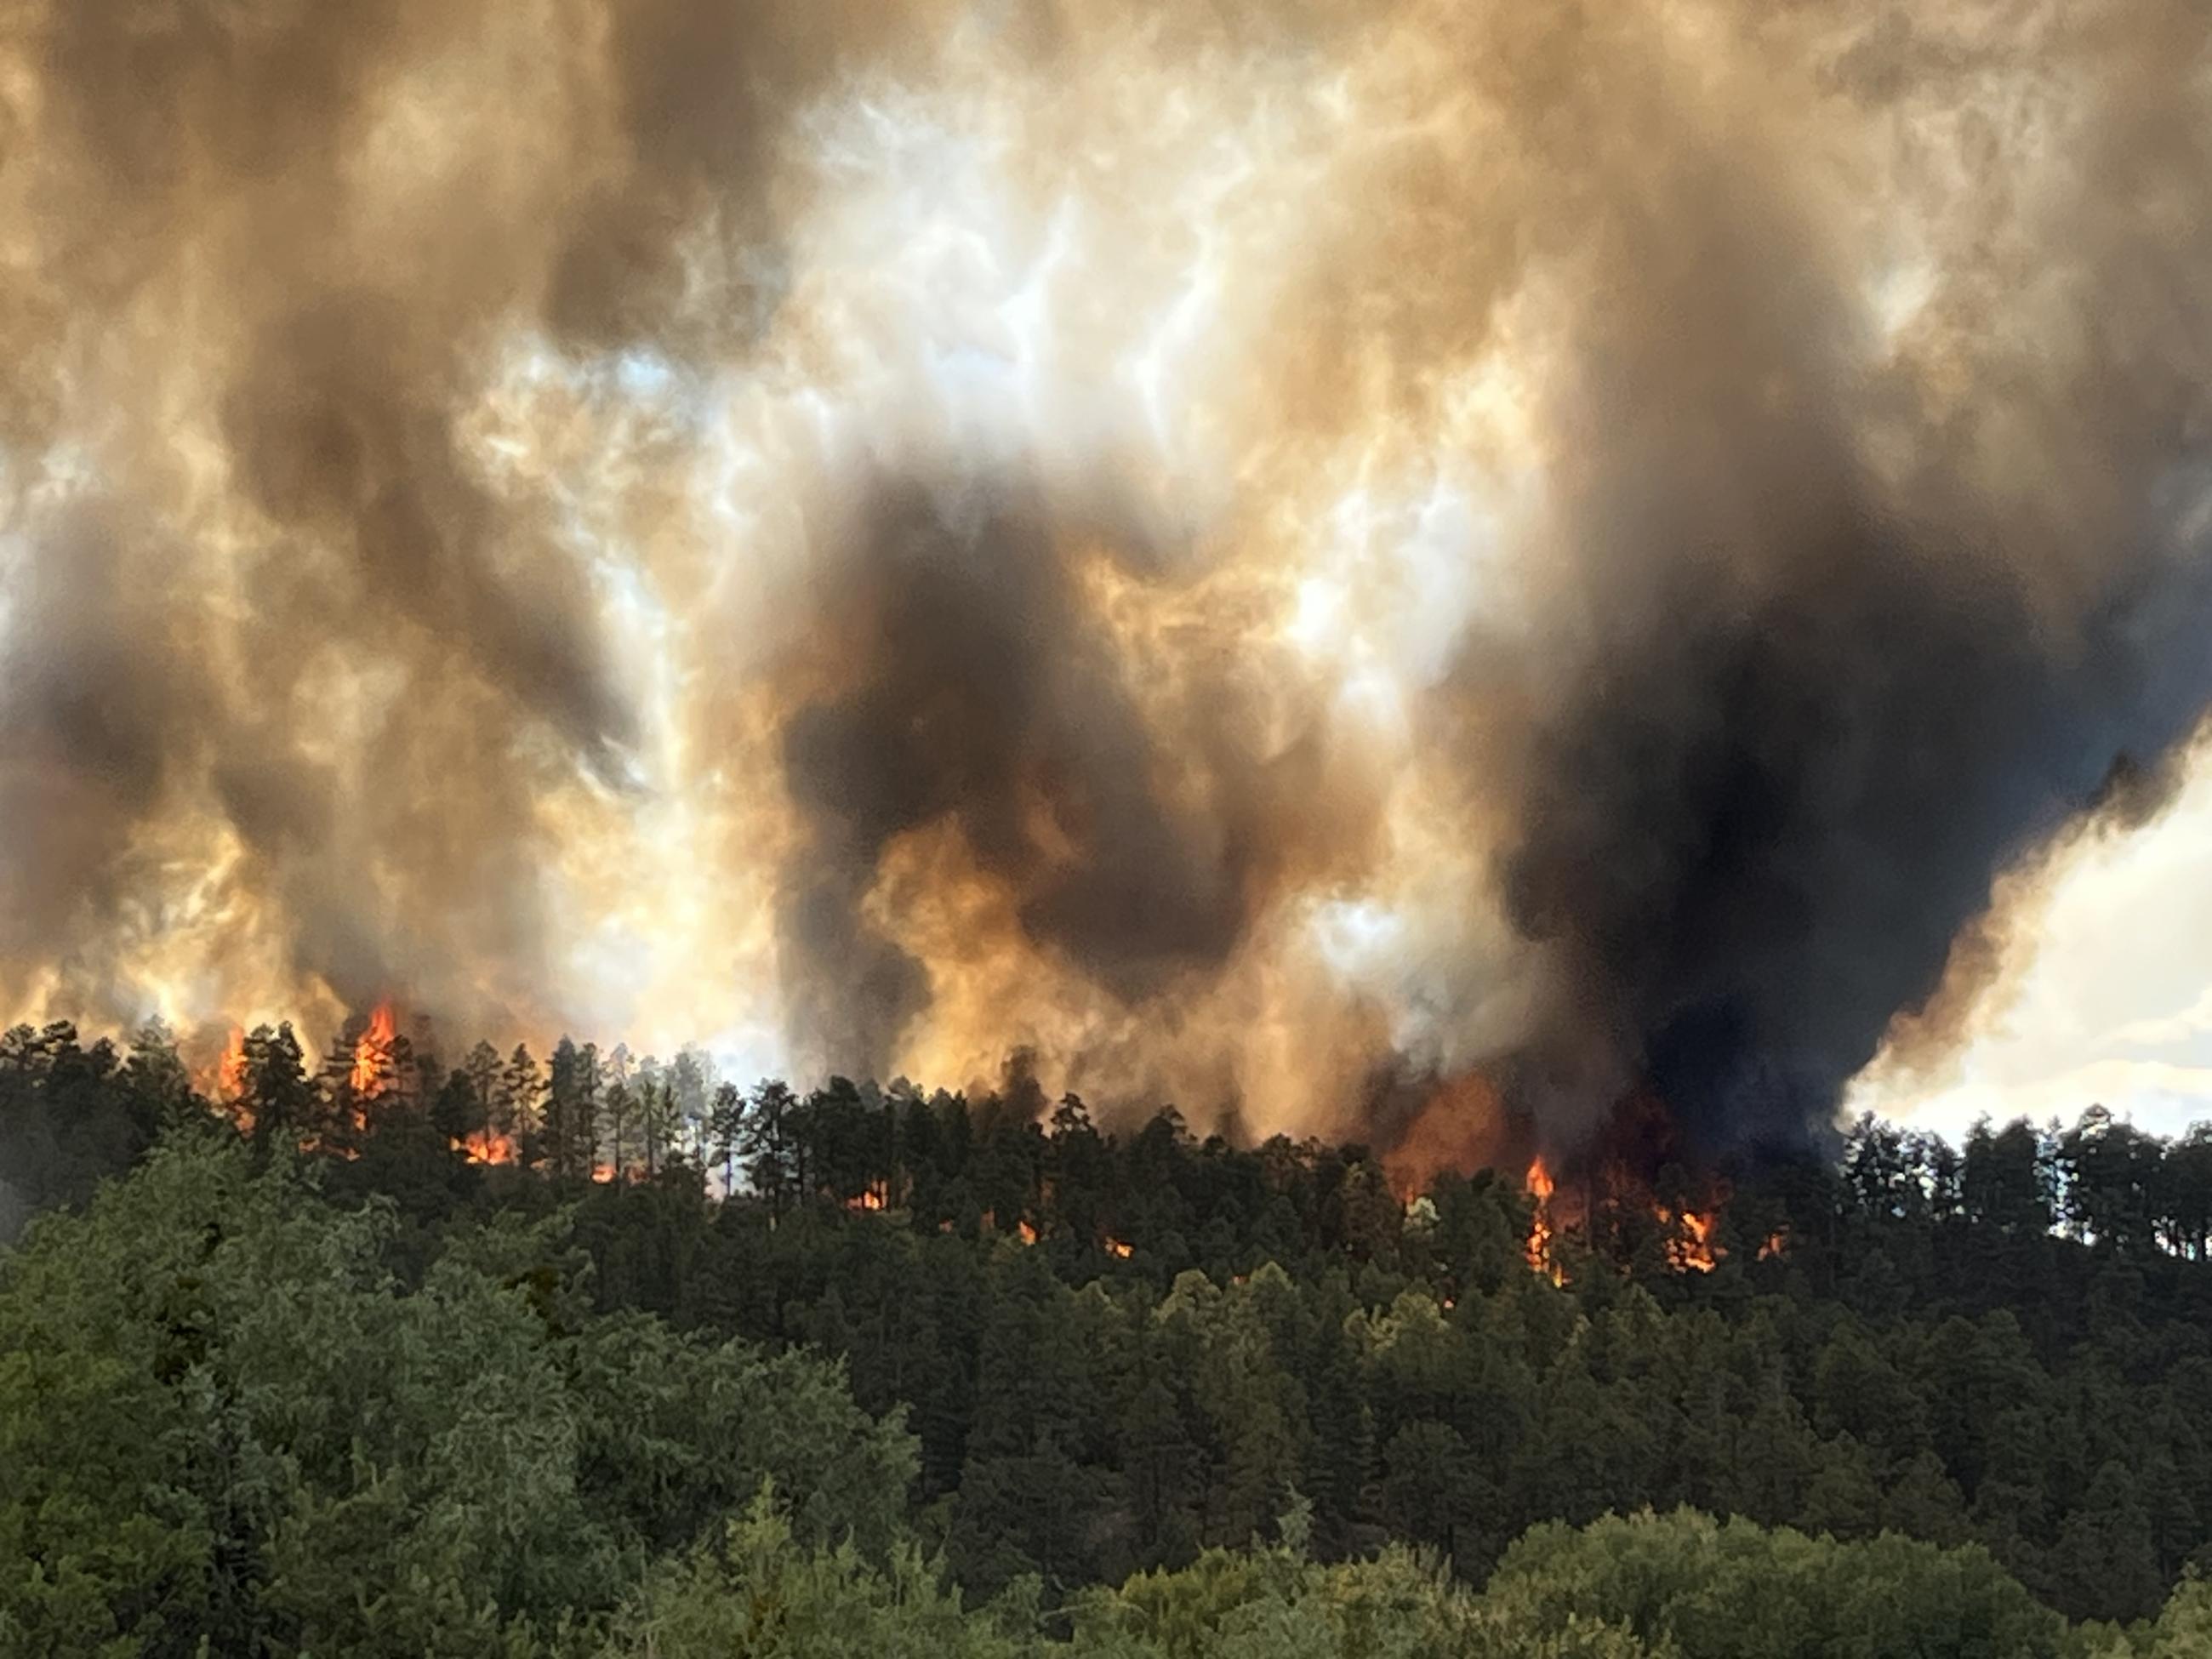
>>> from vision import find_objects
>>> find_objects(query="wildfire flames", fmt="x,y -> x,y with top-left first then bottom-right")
1524,1158 -> 1564,1286
349,1002 -> 396,1098
1388,1074 -> 1731,1283
217,1028 -> 248,1100
1658,1206 -> 1722,1274
188,991 -> 1771,1278
197,992 -> 1755,1269
459,1130 -> 517,1166
1510,1143 -> 1732,1284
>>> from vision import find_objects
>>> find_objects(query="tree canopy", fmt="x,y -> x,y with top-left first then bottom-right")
4,1020 -> 2212,1654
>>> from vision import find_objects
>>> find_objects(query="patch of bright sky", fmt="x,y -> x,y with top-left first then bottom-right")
1288,473 -> 1497,753
1309,896 -> 1410,983
693,1019 -> 790,1101
1129,185 -> 1236,451
1850,746 -> 2212,1143
1868,258 -> 1936,342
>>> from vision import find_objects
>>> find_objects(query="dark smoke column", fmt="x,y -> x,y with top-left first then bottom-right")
1467,51 -> 2212,1155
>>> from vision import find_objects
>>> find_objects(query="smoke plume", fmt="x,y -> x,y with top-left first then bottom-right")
0,0 -> 2208,1156
772,470 -> 1367,1080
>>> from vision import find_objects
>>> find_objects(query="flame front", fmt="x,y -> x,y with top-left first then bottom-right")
459,1129 -> 517,1166
1658,1206 -> 1722,1274
350,1002 -> 397,1098
217,1027 -> 248,1100
211,1026 -> 254,1137
1524,1157 -> 1564,1285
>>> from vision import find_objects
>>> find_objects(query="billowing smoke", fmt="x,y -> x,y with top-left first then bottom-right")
1451,0 -> 2212,1153
773,471 -> 1365,1080
0,0 -> 2209,1158
0,0 -> 933,1039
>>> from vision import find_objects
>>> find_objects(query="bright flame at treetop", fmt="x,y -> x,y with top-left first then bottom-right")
1524,1158 -> 1563,1286
350,1003 -> 397,1098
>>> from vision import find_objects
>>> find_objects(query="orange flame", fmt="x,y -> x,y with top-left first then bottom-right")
205,1026 -> 256,1136
349,1001 -> 396,1097
1104,1236 -> 1133,1258
1525,1157 -> 1565,1285
217,1027 -> 248,1099
458,1129 -> 517,1166
1017,1218 -> 1039,1246
1656,1205 -> 1722,1272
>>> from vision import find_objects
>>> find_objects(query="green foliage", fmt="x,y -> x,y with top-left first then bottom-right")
0,1136 -> 910,1656
0,1020 -> 167,1233
10,1025 -> 2212,1649
600,1507 -> 2212,1659
2074,1574 -> 2212,1659
607,1490 -> 1668,1659
1487,1509 -> 2065,1659
601,1482 -> 1027,1659
1070,1534 -> 1664,1659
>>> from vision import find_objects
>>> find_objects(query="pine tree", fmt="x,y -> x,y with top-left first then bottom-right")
499,1044 -> 541,1167
242,1023 -> 316,1155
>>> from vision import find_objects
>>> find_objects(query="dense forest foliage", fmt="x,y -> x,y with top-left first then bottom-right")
5,1016 -> 2212,1656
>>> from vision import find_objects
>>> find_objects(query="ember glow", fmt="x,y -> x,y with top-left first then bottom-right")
459,1130 -> 518,1167
3,0 -> 2211,1175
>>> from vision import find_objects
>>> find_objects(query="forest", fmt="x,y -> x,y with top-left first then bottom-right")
5,1014 -> 2212,1657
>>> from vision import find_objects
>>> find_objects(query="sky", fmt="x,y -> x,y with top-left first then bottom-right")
1851,744 -> 2212,1143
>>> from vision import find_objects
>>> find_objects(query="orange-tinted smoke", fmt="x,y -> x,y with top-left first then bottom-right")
1383,1071 -> 1516,1201
1,0 -> 2209,1166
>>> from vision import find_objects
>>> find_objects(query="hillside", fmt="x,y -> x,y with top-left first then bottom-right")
5,1022 -> 2212,1654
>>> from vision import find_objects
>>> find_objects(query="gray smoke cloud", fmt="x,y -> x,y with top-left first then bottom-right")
772,472 -> 1366,1080
0,0 -> 936,1037
1412,0 -> 2212,1152
0,0 -> 2207,1164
